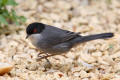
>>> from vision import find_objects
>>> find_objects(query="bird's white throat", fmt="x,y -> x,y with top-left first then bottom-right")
28,34 -> 43,47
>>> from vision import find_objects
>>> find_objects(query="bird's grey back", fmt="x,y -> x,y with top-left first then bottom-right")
36,25 -> 80,49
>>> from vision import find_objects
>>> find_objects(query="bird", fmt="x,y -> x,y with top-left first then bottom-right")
26,22 -> 114,61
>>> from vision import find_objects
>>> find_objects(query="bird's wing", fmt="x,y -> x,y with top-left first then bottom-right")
61,31 -> 81,42
44,25 -> 81,45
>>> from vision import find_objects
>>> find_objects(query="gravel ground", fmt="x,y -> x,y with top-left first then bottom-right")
0,0 -> 120,80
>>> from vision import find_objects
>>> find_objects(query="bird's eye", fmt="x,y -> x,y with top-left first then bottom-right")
33,28 -> 37,33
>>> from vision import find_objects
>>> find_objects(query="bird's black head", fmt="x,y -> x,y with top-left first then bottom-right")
26,22 -> 45,38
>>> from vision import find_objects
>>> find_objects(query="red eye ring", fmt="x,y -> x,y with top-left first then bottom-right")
33,28 -> 37,33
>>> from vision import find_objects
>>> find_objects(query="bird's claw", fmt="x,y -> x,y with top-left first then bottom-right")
36,53 -> 52,69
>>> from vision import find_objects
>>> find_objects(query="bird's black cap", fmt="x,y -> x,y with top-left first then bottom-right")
26,22 -> 45,35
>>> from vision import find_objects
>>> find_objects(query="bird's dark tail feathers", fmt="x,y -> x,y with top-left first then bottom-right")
71,33 -> 114,44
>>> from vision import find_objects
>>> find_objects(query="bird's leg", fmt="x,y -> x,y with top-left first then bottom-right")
45,58 -> 51,64
37,51 -> 46,61
37,53 -> 55,61
45,54 -> 52,67
37,51 -> 45,57
37,53 -> 52,69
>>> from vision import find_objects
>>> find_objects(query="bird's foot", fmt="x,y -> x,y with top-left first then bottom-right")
36,53 -> 53,69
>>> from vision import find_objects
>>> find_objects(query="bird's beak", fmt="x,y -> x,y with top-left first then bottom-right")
26,35 -> 29,39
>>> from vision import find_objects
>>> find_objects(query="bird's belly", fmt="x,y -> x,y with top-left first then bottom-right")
41,48 -> 67,55
41,43 -> 72,55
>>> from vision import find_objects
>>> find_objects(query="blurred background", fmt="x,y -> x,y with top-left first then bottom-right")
1,0 -> 120,35
0,0 -> 120,80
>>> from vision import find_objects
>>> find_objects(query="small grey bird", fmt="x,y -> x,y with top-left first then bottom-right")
26,22 -> 114,60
